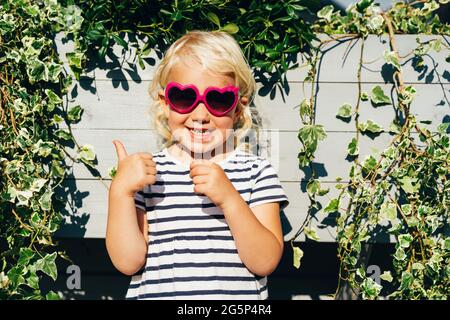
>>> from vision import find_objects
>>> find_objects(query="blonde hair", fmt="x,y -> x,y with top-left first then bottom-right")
148,30 -> 261,153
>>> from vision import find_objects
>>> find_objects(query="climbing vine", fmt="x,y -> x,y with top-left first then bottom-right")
292,0 -> 449,299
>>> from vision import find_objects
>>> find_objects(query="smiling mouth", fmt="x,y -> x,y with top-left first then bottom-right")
187,127 -> 214,141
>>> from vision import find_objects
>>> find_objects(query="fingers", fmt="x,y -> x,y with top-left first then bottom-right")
145,166 -> 157,176
189,159 -> 211,170
189,165 -> 210,178
192,175 -> 208,185
113,140 -> 128,161
144,159 -> 156,168
137,152 -> 153,160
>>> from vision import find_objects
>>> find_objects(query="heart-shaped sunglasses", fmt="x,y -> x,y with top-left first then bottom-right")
164,82 -> 239,117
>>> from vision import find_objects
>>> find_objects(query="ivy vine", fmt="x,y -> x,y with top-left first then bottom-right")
292,0 -> 449,299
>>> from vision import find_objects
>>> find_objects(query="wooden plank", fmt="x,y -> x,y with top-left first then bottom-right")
55,34 -> 449,84
61,80 -> 449,132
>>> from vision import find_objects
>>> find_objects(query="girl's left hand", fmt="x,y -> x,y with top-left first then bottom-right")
190,159 -> 238,209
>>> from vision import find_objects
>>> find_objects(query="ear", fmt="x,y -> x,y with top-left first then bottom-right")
158,89 -> 170,118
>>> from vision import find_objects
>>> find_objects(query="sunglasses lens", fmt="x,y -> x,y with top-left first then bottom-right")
206,90 -> 236,114
168,87 -> 197,110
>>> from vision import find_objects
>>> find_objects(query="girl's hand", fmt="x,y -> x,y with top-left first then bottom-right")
112,140 -> 157,197
189,159 -> 238,209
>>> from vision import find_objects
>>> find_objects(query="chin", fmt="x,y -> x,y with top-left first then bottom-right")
181,137 -> 221,158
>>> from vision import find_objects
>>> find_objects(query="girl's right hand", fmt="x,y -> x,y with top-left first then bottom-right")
111,140 -> 157,196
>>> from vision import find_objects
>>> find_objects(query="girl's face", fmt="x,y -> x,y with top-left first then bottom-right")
158,59 -> 248,156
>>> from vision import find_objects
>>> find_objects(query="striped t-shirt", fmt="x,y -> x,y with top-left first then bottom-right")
126,147 -> 289,300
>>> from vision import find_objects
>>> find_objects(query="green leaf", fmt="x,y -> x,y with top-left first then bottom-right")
347,138 -> 359,156
358,120 -> 383,133
39,190 -> 53,211
398,176 -> 419,194
400,271 -> 413,290
317,5 -> 334,22
362,155 -> 377,171
444,238 -> 450,251
412,262 -> 425,271
398,234 -> 413,248
18,248 -> 35,266
298,125 -> 327,152
111,34 -> 128,49
336,103 -> 352,119
66,52 -> 83,69
293,246 -> 304,269
36,252 -> 58,281
370,86 -> 391,105
46,291 -> 61,300
221,23 -> 239,34
389,120 -> 402,134
437,122 -> 449,134
380,271 -> 393,282
207,12 -> 220,27
26,271 -> 40,290
254,43 -> 265,54
304,227 -> 320,241
324,198 -> 340,214
30,178 -> 47,192
55,129 -> 72,141
383,50 -> 401,70
394,247 -> 406,261
67,105 -> 84,123
356,0 -> 374,13
361,277 -> 382,299
398,86 -> 416,105
27,59 -> 48,84
108,166 -> 117,178
380,201 -> 397,221
7,266 -> 25,290
306,179 -> 320,196
78,144 -> 96,162
368,15 -> 384,31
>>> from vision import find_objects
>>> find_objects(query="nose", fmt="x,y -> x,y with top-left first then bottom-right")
190,102 -> 210,122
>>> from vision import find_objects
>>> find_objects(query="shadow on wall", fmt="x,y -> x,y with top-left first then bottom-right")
40,239 -> 395,300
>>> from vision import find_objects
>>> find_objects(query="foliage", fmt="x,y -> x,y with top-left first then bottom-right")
1,0 -> 448,300
59,0 -> 317,98
0,0 -> 91,299
294,0 -> 450,299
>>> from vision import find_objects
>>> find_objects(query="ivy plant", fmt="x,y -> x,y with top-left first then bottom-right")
292,0 -> 449,299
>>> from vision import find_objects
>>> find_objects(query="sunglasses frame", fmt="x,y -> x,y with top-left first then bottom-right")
164,81 -> 240,117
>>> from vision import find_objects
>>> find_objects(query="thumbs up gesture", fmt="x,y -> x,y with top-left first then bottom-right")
111,140 -> 157,197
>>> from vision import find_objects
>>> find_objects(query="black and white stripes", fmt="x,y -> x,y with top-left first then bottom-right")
126,148 -> 289,300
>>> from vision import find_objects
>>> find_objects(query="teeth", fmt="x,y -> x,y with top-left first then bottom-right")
190,128 -> 209,134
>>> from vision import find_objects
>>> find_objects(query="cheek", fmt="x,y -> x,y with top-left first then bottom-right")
168,111 -> 188,128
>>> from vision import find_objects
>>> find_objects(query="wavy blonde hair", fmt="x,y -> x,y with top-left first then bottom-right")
148,30 -> 261,153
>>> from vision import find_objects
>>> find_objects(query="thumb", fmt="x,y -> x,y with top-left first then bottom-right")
112,140 -> 128,161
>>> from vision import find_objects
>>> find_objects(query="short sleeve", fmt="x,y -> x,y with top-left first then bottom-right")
134,189 -> 146,212
249,159 -> 289,211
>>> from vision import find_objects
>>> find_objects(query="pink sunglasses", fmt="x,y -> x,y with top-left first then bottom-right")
164,82 -> 240,117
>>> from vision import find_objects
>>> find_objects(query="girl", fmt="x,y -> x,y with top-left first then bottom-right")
106,30 -> 289,300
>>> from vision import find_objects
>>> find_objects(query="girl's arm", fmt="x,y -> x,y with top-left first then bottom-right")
220,196 -> 283,277
106,186 -> 148,276
105,140 -> 155,276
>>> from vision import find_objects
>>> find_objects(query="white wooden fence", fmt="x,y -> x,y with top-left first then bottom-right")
55,34 -> 449,242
